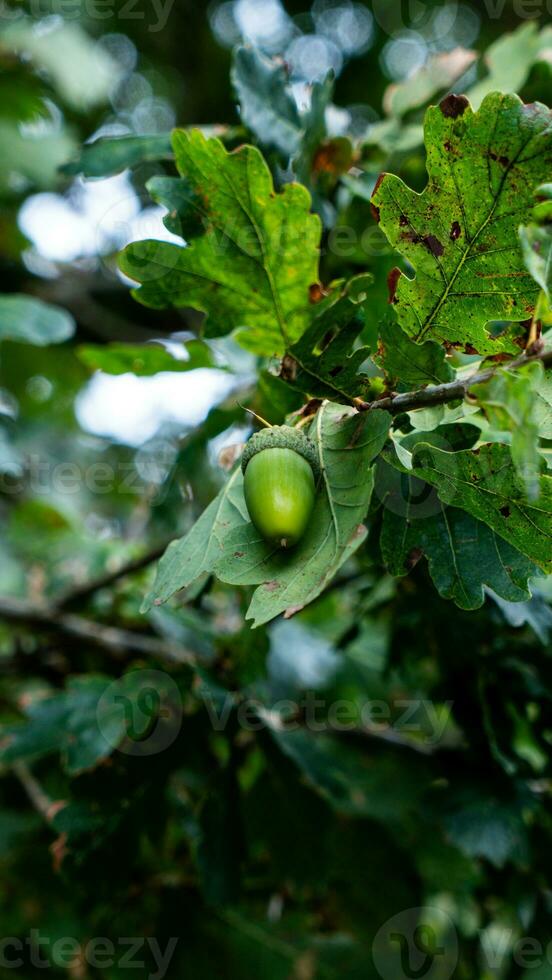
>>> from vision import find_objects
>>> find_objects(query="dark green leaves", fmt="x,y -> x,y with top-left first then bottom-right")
411,442 -> 552,572
119,129 -> 322,356
374,315 -> 454,390
61,133 -> 173,177
0,676 -> 122,776
381,492 -> 538,610
231,45 -> 338,187
372,93 -> 552,354
270,727 -> 428,820
282,275 -> 374,402
143,403 -> 390,626
0,295 -> 75,345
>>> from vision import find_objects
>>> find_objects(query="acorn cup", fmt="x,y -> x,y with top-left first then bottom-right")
241,425 -> 320,549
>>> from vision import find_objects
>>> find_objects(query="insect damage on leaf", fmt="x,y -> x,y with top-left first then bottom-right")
281,274 -> 375,403
371,92 -> 552,355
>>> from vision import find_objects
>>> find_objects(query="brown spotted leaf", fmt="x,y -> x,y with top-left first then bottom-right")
371,92 -> 552,355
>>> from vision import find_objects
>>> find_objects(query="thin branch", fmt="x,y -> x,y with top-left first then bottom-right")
55,541 -> 171,610
356,347 -> 552,416
12,762 -> 57,824
256,707 -> 450,757
0,596 -> 197,666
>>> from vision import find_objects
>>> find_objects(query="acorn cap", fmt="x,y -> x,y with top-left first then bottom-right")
241,425 -> 320,480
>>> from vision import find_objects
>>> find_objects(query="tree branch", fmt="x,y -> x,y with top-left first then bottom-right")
357,347 -> 552,416
0,596 -> 198,666
55,541 -> 171,610
12,762 -> 58,825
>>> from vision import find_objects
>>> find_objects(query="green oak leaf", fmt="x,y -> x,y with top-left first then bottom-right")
142,403 -> 390,627
231,46 -> 303,158
77,340 -> 216,376
381,481 -> 538,610
374,315 -> 454,390
384,48 -> 477,118
61,133 -> 173,177
468,22 -> 552,110
146,174 -> 203,239
141,465 -> 249,611
470,362 -> 543,498
519,223 -> 552,303
0,295 -> 75,345
231,45 -> 338,188
519,185 -> 552,305
371,92 -> 551,354
0,676 -> 122,776
0,673 -> 178,775
410,442 -> 552,572
119,129 -> 322,356
282,275 -> 374,402
268,727 -> 428,819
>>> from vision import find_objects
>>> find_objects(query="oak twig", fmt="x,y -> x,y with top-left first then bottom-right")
0,596 -> 197,666
55,541 -> 171,610
12,762 -> 57,824
356,347 -> 552,416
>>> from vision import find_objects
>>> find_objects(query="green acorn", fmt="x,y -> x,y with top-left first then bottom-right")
242,425 -> 319,549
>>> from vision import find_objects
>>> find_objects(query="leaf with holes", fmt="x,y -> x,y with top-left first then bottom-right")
119,129 -> 322,356
281,275 -> 374,403
371,92 -> 552,355
374,315 -> 454,390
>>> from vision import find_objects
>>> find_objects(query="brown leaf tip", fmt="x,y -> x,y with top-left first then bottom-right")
440,94 -> 470,119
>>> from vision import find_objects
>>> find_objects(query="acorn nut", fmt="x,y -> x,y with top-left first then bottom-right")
242,425 -> 319,548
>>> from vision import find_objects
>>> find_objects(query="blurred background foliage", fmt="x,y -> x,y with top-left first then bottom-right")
0,1 -> 551,978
